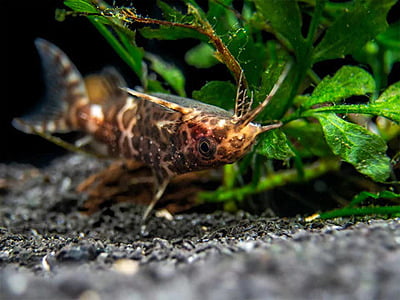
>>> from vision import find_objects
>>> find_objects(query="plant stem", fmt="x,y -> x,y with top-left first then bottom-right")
317,205 -> 400,219
277,0 -> 326,120
306,0 -> 326,48
119,5 -> 246,88
198,157 -> 340,203
307,69 -> 322,86
222,164 -> 237,189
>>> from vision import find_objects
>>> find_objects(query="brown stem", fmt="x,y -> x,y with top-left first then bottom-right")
118,6 -> 247,88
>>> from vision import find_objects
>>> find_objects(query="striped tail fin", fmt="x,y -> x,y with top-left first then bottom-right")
13,38 -> 89,134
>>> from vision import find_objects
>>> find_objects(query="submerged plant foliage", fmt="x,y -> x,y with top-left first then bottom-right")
58,0 -> 399,218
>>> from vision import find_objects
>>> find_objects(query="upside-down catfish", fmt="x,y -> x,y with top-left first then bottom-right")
13,39 -> 288,219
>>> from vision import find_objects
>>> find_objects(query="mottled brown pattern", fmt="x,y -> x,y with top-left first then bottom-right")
229,136 -> 245,148
209,118 -> 218,126
121,108 -> 136,129
212,128 -> 228,142
216,146 -> 227,157
14,39 -> 285,218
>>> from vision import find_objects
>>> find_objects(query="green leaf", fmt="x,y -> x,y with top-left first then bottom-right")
89,18 -> 144,79
114,28 -> 144,78
225,29 -> 268,87
147,79 -> 170,94
304,81 -> 400,124
192,81 -> 236,110
145,53 -> 186,97
316,114 -> 390,182
306,104 -> 400,125
284,120 -> 332,158
303,66 -> 375,109
185,43 -> 219,68
257,57 -> 293,120
252,0 -> 306,57
317,205 -> 400,219
257,130 -> 295,160
313,0 -> 397,62
64,0 -> 144,79
376,81 -> 400,104
157,0 -> 188,22
206,0 -> 239,35
349,190 -> 400,207
354,22 -> 400,91
371,81 -> 400,123
376,21 -> 400,50
64,0 -> 98,13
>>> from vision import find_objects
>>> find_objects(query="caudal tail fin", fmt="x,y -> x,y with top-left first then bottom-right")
13,38 -> 88,134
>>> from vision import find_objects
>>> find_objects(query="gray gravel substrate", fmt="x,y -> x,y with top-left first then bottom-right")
1,155 -> 399,299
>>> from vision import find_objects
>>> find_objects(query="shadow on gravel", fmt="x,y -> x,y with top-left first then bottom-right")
1,154 -> 400,299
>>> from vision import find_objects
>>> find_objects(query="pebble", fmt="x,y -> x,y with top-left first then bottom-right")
1,154 -> 400,299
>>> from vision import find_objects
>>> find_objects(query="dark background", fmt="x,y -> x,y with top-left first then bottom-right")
4,0 -> 219,164
5,0 -> 118,163
4,0 -> 399,164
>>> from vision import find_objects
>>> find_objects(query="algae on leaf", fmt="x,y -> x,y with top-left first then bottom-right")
257,130 -> 295,161
316,114 -> 390,182
313,0 -> 397,62
304,66 -> 376,109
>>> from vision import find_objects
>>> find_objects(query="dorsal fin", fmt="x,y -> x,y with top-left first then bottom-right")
13,38 -> 88,133
122,88 -> 194,114
233,70 -> 253,120
84,67 -> 127,105
238,62 -> 291,127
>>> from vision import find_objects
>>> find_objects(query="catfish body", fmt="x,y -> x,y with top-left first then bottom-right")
14,39 -> 285,218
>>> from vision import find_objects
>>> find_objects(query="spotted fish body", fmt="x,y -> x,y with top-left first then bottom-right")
14,39 -> 287,218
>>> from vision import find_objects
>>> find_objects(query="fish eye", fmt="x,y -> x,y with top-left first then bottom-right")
198,137 -> 216,158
